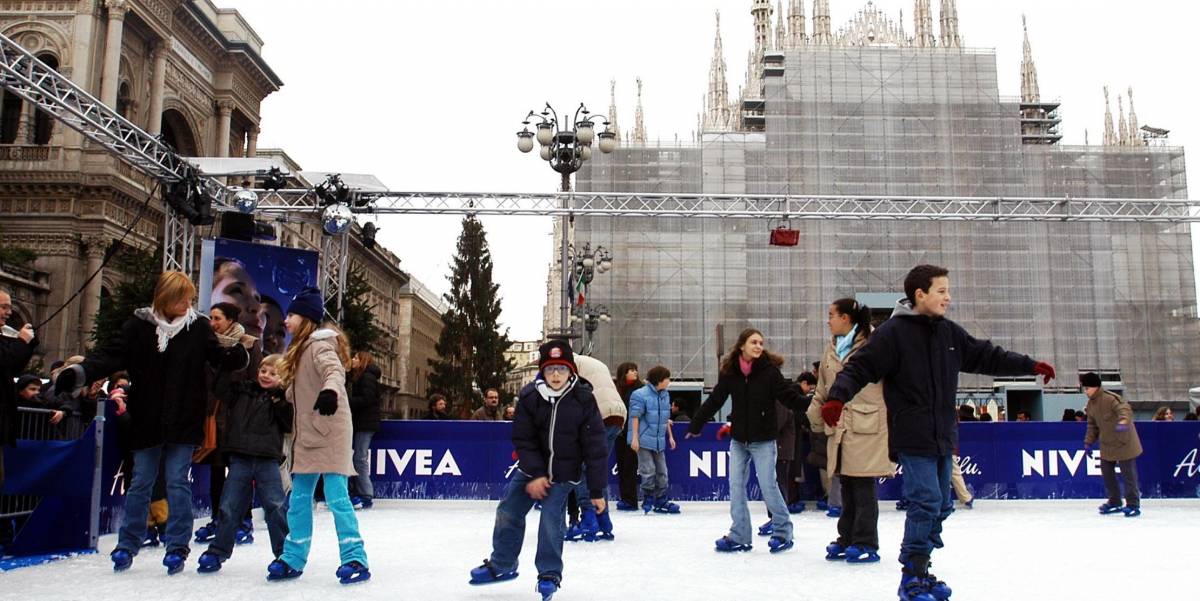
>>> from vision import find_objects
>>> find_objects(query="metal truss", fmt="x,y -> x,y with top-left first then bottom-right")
321,232 -> 350,321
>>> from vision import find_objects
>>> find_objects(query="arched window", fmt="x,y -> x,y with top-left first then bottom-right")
117,81 -> 133,120
160,109 -> 199,155
0,91 -> 21,143
32,54 -> 59,144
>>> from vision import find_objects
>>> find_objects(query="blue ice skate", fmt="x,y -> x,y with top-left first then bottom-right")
564,510 -> 598,542
594,510 -> 615,541
197,551 -> 223,573
163,549 -> 188,575
787,501 -> 806,514
825,541 -> 847,560
336,560 -> 371,584
757,519 -> 774,536
652,496 -> 681,514
235,517 -> 254,545
469,559 -> 518,585
267,559 -> 303,581
817,498 -> 829,511
537,575 -> 560,600
714,536 -> 752,552
193,521 -> 216,543
767,536 -> 793,554
844,545 -> 880,563
1097,502 -> 1123,515
111,549 -> 133,572
1122,506 -> 1141,518
826,505 -> 842,518
615,500 -> 638,511
899,572 -> 937,601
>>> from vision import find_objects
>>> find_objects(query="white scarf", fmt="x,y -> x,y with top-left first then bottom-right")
535,374 -> 577,403
138,307 -> 199,352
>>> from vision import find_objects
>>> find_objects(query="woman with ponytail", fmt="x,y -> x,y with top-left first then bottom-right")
808,298 -> 894,564
267,287 -> 370,585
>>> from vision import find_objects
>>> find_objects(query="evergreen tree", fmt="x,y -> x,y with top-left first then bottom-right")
428,216 -> 514,412
332,264 -> 390,356
91,247 -> 161,350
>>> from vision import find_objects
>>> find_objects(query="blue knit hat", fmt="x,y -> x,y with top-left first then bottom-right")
288,287 -> 325,324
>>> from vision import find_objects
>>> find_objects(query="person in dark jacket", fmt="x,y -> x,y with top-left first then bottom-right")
688,328 -> 803,554
425,393 -> 451,419
469,340 -> 607,598
54,271 -> 249,574
824,265 -> 1055,601
1,289 -> 38,493
349,350 -> 382,508
613,362 -> 642,510
197,353 -> 292,573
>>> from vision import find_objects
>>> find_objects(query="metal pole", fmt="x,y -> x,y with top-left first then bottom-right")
559,171 -> 572,337
89,399 -> 106,550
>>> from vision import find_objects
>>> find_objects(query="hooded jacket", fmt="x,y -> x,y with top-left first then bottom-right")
512,374 -> 608,499
828,300 -> 1036,458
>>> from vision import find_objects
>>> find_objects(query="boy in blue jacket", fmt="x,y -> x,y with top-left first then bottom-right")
823,265 -> 1055,601
469,340 -> 608,601
628,365 -> 679,514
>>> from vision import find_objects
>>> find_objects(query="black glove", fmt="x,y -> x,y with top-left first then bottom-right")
314,389 -> 338,416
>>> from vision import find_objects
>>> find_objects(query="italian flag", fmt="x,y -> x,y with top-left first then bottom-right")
575,271 -> 586,306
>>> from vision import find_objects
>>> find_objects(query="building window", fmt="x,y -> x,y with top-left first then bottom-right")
116,81 -> 133,120
31,54 -> 59,144
0,91 -> 21,143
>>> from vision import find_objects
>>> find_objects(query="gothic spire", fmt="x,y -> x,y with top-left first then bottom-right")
775,0 -> 787,51
939,0 -> 961,48
1117,94 -> 1128,147
608,79 -> 621,144
1127,87 -> 1141,146
788,0 -> 806,48
1020,15 -> 1040,103
1102,86 -> 1115,146
812,0 -> 832,45
632,77 -> 647,144
704,11 -> 731,131
914,0 -> 935,47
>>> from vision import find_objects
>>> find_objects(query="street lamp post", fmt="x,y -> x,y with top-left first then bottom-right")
571,303 -> 611,356
517,102 -> 616,342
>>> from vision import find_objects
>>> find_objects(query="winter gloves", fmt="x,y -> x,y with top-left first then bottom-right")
1033,362 -> 1056,385
821,400 -> 845,428
716,423 -> 731,440
314,389 -> 338,415
1115,421 -> 1130,433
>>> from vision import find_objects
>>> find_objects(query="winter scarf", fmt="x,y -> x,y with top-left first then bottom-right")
739,355 -> 754,377
835,325 -> 859,361
214,322 -> 247,348
535,374 -> 578,403
136,307 -> 199,352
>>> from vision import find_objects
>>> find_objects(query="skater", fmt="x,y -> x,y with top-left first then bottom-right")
687,328 -> 803,554
54,271 -> 249,574
757,399 -> 796,537
267,287 -> 370,584
629,365 -> 680,515
197,354 -> 292,573
469,340 -> 608,600
810,298 -> 895,564
0,289 -> 38,499
1081,372 -> 1143,517
564,354 -> 626,542
613,362 -> 642,510
824,265 -> 1056,601
349,350 -> 382,508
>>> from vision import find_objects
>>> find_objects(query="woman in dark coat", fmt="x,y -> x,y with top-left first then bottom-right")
56,271 -> 248,574
613,362 -> 642,510
349,350 -> 382,507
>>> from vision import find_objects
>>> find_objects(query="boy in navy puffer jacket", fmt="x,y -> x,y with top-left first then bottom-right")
469,340 -> 607,600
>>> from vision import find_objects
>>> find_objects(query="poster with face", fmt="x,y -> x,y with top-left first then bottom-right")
199,238 -> 319,356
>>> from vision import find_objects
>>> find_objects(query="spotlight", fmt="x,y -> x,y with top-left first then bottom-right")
263,166 -> 287,191
322,203 -> 353,235
233,189 -> 259,214
253,220 -> 277,241
315,174 -> 351,206
165,169 -> 214,226
361,221 -> 378,249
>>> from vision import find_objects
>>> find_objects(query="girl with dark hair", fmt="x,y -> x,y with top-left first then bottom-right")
613,362 -> 642,510
349,350 -> 381,508
808,298 -> 894,564
687,328 -> 802,554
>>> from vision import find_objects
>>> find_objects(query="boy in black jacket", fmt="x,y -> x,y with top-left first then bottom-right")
469,340 -> 607,601
824,265 -> 1055,601
197,354 -> 293,573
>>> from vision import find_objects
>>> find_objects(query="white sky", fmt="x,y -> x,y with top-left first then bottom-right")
214,0 -> 1199,341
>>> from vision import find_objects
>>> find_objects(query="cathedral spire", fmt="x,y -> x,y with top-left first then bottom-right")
632,77 -> 647,145
1102,86 -> 1115,146
1020,15 -> 1040,103
608,79 -> 621,144
914,0 -> 935,47
1117,94 -> 1128,147
939,0 -> 961,48
704,11 -> 731,131
775,0 -> 787,51
1127,87 -> 1141,146
812,0 -> 832,45
788,0 -> 806,48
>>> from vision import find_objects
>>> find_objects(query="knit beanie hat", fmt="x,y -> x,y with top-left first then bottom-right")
538,339 -> 576,374
16,374 -> 41,393
1079,372 -> 1102,388
288,287 -> 325,324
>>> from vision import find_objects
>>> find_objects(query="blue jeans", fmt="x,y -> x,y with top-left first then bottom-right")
352,431 -> 375,499
281,473 -> 368,571
897,453 -> 954,562
576,424 -> 622,513
207,453 -> 289,560
489,470 -> 573,582
117,443 -> 195,554
728,440 -> 792,544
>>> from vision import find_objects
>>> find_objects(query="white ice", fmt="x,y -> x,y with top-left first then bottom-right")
2,499 -> 1196,601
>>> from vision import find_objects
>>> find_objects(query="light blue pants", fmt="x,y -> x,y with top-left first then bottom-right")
728,440 -> 793,544
281,473 -> 368,570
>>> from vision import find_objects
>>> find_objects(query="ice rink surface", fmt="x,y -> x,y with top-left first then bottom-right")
3,498 -> 1196,601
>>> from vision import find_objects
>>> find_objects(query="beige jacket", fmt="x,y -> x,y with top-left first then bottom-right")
286,329 -> 355,475
808,335 -> 895,478
1084,388 -> 1143,462
576,355 -> 627,427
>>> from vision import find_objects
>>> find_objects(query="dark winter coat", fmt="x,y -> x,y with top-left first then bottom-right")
513,376 -> 608,499
775,401 -> 795,462
1,335 -> 38,446
350,363 -> 382,432
689,355 -> 803,443
215,378 -> 293,461
78,309 -> 249,450
828,300 -> 1036,459
616,378 -> 641,437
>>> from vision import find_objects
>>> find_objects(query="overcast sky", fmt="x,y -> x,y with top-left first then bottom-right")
214,0 -> 1198,341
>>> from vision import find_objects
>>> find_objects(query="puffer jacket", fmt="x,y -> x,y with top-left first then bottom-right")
216,378 -> 293,460
809,334 -> 894,478
512,375 -> 608,499
689,355 -> 802,443
628,382 -> 671,451
576,355 -> 626,428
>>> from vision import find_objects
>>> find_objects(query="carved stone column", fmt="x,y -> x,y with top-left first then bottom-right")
80,235 -> 109,346
100,0 -> 129,108
246,125 -> 259,157
147,42 -> 168,134
13,97 -> 34,143
215,100 -> 233,157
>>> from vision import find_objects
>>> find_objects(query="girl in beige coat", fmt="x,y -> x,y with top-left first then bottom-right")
268,288 -> 370,584
808,298 -> 895,563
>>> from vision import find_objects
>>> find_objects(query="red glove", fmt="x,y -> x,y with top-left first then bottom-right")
821,400 -> 844,428
1033,362 -> 1056,385
511,450 -> 518,461
716,423 -> 732,441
